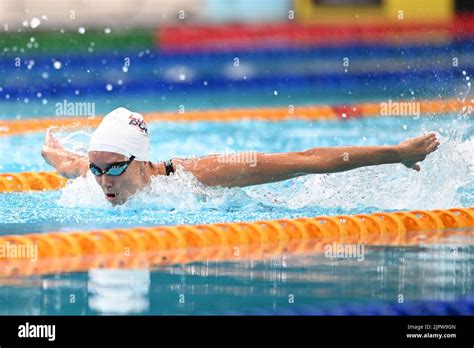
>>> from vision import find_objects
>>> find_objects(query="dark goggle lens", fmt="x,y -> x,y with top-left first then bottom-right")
89,156 -> 135,177
106,164 -> 128,176
89,165 -> 103,176
89,163 -> 128,176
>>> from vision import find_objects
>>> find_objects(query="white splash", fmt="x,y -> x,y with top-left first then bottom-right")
58,172 -> 110,208
275,137 -> 473,210
57,165 -> 251,211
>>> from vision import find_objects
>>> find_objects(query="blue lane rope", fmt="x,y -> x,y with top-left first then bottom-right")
0,70 -> 464,99
1,38 -> 473,67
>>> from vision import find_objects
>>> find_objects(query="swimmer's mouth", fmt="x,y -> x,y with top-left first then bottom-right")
105,193 -> 118,201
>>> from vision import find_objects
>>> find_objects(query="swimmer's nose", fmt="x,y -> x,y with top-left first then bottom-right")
99,174 -> 115,187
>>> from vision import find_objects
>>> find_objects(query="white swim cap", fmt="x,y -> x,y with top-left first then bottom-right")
88,107 -> 150,161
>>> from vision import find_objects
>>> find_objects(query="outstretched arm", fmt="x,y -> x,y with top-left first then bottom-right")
41,128 -> 89,179
176,133 -> 439,188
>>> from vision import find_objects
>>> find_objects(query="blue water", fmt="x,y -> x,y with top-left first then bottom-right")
0,113 -> 473,234
0,244 -> 472,315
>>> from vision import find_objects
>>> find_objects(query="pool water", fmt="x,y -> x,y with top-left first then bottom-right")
0,103 -> 473,314
0,244 -> 472,315
0,112 -> 472,233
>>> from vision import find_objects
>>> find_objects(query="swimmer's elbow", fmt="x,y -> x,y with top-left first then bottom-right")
59,172 -> 79,179
57,157 -> 89,179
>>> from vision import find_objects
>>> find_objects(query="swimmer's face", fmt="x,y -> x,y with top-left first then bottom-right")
88,151 -> 147,205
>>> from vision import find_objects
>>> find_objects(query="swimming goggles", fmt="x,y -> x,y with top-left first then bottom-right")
89,156 -> 135,177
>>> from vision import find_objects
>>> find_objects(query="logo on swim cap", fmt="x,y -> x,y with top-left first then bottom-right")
88,107 -> 151,162
128,114 -> 148,135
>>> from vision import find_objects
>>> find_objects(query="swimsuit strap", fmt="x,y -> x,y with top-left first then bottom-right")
163,160 -> 175,176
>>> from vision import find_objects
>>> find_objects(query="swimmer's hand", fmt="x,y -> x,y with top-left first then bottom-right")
397,132 -> 440,171
42,127 -> 64,153
41,128 -> 88,179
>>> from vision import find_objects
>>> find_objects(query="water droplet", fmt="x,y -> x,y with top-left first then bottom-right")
106,84 -> 113,91
30,18 -> 41,29
104,28 -> 111,34
53,61 -> 62,69
273,90 -> 278,96
117,79 -> 123,85
74,90 -> 80,95
122,66 -> 128,73
402,124 -> 408,130
41,72 -> 49,79
203,80 -> 208,86
462,70 -> 466,75
179,73 -> 186,81
78,27 -> 85,34
42,98 -> 47,105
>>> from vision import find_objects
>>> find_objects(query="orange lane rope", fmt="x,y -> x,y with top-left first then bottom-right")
0,98 -> 472,136
0,207 -> 472,276
0,172 -> 68,193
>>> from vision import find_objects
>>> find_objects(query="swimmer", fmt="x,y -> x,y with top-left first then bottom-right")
41,107 -> 440,205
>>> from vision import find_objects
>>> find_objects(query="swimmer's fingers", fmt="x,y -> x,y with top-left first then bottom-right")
44,127 -> 62,148
402,160 -> 421,171
427,140 -> 440,153
46,126 -> 60,134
